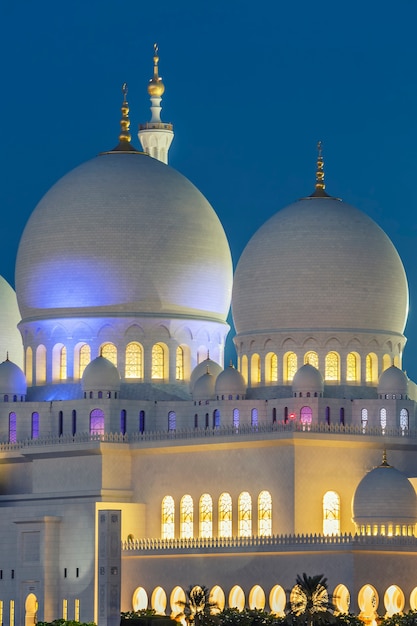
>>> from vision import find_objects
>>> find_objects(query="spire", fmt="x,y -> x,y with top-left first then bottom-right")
138,44 -> 174,164
308,141 -> 331,198
380,449 -> 391,467
106,83 -> 140,154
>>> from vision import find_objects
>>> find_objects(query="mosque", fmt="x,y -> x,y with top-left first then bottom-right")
1,47 -> 417,626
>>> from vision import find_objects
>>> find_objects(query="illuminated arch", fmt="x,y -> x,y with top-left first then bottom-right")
382,354 -> 391,372
176,346 -> 184,381
199,493 -> 213,538
209,586 -> 225,613
76,343 -> 91,379
152,343 -> 168,380
241,355 -> 248,384
229,586 -> 245,612
258,490 -> 272,536
346,352 -> 360,383
101,342 -> 117,366
161,496 -> 174,539
304,351 -> 318,369
125,342 -> 143,379
36,345 -> 46,385
170,587 -> 186,620
323,491 -> 340,535
218,492 -> 232,538
333,584 -> 350,614
238,491 -> 252,537
300,406 -> 312,426
251,353 -> 261,384
284,352 -> 297,383
265,352 -> 278,383
25,347 -> 33,386
25,593 -> 38,626
380,408 -> 387,430
384,585 -> 404,617
269,586 -> 286,617
52,343 -> 67,381
366,352 -> 378,384
151,587 -> 167,615
400,408 -> 409,431
249,585 -> 265,610
394,354 -> 400,368
90,408 -> 104,436
132,587 -> 148,612
410,587 -> 417,610
180,495 -> 193,539
325,351 -> 340,381
358,584 -> 379,625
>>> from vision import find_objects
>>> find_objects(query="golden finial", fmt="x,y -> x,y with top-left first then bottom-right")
381,449 -> 390,467
119,82 -> 131,143
148,42 -> 165,97
316,141 -> 325,191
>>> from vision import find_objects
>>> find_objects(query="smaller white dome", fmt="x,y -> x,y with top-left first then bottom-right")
0,358 -> 27,396
190,357 -> 223,391
193,371 -> 216,400
214,364 -> 246,397
378,366 -> 408,396
82,356 -> 121,391
292,364 -> 324,394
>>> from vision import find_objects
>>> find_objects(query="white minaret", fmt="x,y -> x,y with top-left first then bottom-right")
138,44 -> 174,164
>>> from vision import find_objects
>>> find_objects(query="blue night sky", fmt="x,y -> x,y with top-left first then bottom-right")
1,0 -> 417,377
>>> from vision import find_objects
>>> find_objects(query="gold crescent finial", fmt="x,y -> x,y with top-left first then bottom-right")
315,140 -> 325,192
148,43 -> 165,96
118,82 -> 131,143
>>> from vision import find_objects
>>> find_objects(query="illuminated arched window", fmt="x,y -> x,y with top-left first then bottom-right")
238,491 -> 252,537
284,352 -> 297,383
249,585 -> 265,611
180,495 -> 193,539
199,493 -> 213,538
251,408 -> 258,428
60,346 -> 67,380
380,408 -> 387,430
400,408 -> 409,431
361,408 -> 368,429
346,352 -> 360,382
53,344 -> 67,381
168,411 -> 176,431
79,344 -> 91,378
9,412 -> 16,443
323,491 -> 340,535
325,351 -> 340,381
125,342 -> 143,379
25,346 -> 33,386
133,587 -> 149,612
101,343 -> 117,367
152,344 -> 165,380
162,496 -> 175,539
241,355 -> 248,385
258,490 -> 272,537
176,346 -> 184,381
31,412 -> 39,439
265,352 -> 278,383
251,354 -> 261,384
36,345 -> 46,385
90,408 -> 104,436
213,409 -> 220,429
304,351 -> 318,369
300,406 -> 312,425
382,354 -> 391,372
233,408 -> 240,429
218,492 -> 232,538
366,353 -> 378,384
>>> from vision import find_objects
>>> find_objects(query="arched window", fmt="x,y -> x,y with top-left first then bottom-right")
161,496 -> 175,539
72,410 -> 77,436
265,352 -> 278,383
199,493 -> 213,538
238,491 -> 252,537
25,347 -> 33,386
152,343 -> 165,380
31,412 -> 39,439
241,355 -> 248,384
101,343 -> 117,367
361,408 -> 368,429
382,354 -> 392,372
366,353 -> 378,384
272,407 -> 277,424
300,406 -> 312,426
233,408 -> 240,429
258,490 -> 272,537
90,408 -> 105,436
213,409 -> 221,429
284,352 -> 297,383
176,346 -> 184,381
120,409 -> 127,435
125,342 -> 143,379
325,351 -> 340,381
325,406 -> 330,425
340,407 -> 345,426
52,344 -> 67,382
218,493 -> 232,538
139,410 -> 145,433
79,344 -> 91,379
58,411 -> 63,437
400,408 -> 409,431
380,408 -> 387,430
323,491 -> 340,535
9,412 -> 16,443
251,354 -> 261,384
36,345 -> 47,385
168,411 -> 176,431
251,408 -> 258,428
304,351 -> 319,369
346,352 -> 360,383
180,495 -> 193,539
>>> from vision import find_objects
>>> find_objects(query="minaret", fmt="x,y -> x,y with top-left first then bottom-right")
138,44 -> 174,164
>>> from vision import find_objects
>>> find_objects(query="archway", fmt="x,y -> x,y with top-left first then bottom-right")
384,585 -> 404,617
132,587 -> 148,611
358,584 -> 379,626
269,585 -> 286,617
25,593 -> 38,626
333,584 -> 350,614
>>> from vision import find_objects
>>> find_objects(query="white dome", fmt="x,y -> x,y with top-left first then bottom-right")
0,277 -> 23,369
82,356 -> 121,391
352,458 -> 417,526
378,366 -> 408,396
292,364 -> 324,394
214,365 -> 246,396
190,358 -> 223,390
16,153 -> 233,325
0,359 -> 27,396
193,371 -> 216,400
232,197 -> 408,337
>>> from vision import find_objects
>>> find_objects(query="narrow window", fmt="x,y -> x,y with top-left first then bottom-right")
194,413 -> 198,428
31,412 -> 39,439
9,412 -> 16,443
125,342 -> 143,379
251,408 -> 258,428
340,407 -> 345,426
323,491 -> 340,535
176,346 -> 184,381
139,410 -> 145,433
233,408 -> 240,429
325,406 -> 330,425
180,495 -> 193,539
238,491 -> 252,537
199,493 -> 213,538
205,413 -> 209,429
152,344 -> 165,380
213,409 -> 220,429
258,490 -> 272,537
325,351 -> 340,381
272,407 -> 277,424
218,492 -> 232,538
285,352 -> 297,383
79,344 -> 91,378
380,407 -> 387,430
361,408 -> 368,429
120,409 -> 127,435
162,496 -> 175,539
72,410 -> 77,436
400,408 -> 409,431
58,410 -> 63,437
168,411 -> 176,431
101,342 -> 117,367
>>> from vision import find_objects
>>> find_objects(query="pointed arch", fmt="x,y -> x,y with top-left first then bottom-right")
101,342 -> 117,366
161,496 -> 175,539
199,493 -> 213,538
75,343 -> 91,379
258,490 -> 272,537
366,353 -> 378,384
346,352 -> 360,383
125,342 -> 143,379
265,352 -> 278,383
218,492 -> 232,538
180,495 -> 193,539
152,343 -> 168,380
304,351 -> 319,369
325,351 -> 340,381
284,352 -> 297,383
238,491 -> 252,537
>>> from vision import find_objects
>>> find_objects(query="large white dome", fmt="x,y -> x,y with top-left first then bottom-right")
16,152 -> 233,324
232,196 -> 408,337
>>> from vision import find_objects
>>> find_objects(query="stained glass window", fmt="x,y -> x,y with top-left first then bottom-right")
162,496 -> 174,539
199,493 -> 213,538
125,342 -> 143,378
238,491 -> 252,537
258,490 -> 272,536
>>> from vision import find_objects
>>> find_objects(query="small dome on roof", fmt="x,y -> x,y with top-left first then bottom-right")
82,356 -> 121,392
292,364 -> 324,394
214,364 -> 246,397
190,357 -> 223,390
193,370 -> 216,400
378,365 -> 408,396
0,358 -> 27,396
352,453 -> 417,530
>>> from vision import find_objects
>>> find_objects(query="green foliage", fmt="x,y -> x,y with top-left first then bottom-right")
121,609 -> 158,620
216,607 -> 285,626
380,610 -> 417,626
36,621 -> 96,626
175,585 -> 219,626
332,615 -> 363,626
285,573 -> 336,626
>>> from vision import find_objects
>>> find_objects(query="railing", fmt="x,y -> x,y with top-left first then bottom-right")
139,122 -> 173,131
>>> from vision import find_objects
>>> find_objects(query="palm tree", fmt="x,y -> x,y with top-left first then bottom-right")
286,574 -> 336,626
176,585 -> 218,626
